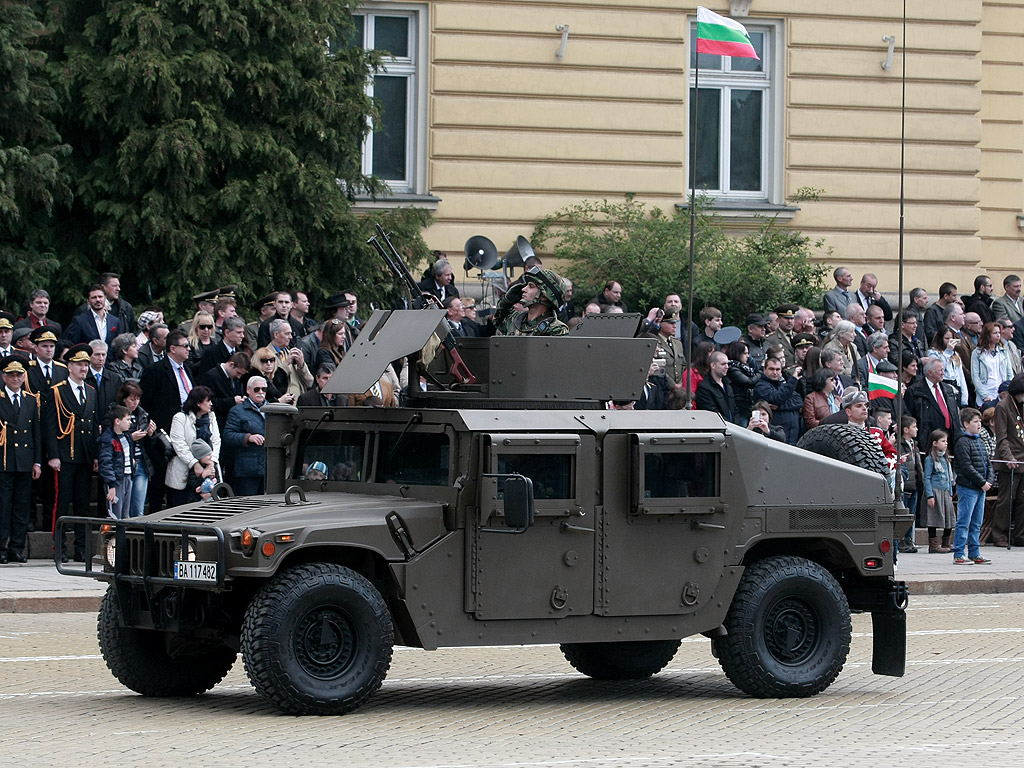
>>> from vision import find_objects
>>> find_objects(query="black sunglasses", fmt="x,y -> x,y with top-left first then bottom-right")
197,324 -> 214,330
251,386 -> 266,392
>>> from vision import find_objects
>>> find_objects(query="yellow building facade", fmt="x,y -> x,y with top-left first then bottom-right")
358,0 -> 1024,299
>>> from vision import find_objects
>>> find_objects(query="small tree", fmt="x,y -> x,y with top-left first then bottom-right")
532,193 -> 828,324
0,0 -> 70,308
531,194 -> 725,311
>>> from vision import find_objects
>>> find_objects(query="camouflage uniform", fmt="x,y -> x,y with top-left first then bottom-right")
493,282 -> 569,337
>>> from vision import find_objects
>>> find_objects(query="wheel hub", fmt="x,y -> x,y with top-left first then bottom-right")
295,608 -> 356,679
764,598 -> 818,665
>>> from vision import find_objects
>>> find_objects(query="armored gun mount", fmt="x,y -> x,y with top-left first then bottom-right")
322,309 -> 657,409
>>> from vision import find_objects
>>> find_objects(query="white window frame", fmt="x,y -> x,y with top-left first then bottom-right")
686,18 -> 784,205
352,2 -> 429,196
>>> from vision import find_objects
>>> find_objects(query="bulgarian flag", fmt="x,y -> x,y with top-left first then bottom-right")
696,6 -> 760,60
868,372 -> 899,400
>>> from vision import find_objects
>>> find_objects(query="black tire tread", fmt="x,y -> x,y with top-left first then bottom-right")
560,639 -> 681,680
797,423 -> 888,476
714,555 -> 851,698
97,585 -> 236,697
241,563 -> 393,715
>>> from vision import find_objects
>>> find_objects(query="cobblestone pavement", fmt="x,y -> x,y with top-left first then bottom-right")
2,594 -> 1024,766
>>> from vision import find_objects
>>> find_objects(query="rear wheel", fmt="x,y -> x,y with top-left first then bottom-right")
97,586 -> 236,697
242,563 -> 393,715
560,639 -> 681,680
714,556 -> 850,697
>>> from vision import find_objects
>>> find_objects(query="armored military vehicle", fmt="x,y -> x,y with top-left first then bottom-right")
58,308 -> 910,715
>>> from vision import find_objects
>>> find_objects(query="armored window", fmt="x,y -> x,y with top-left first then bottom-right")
687,20 -> 783,203
497,453 -> 573,500
376,431 -> 451,486
630,433 -> 724,515
643,453 -> 718,499
297,430 -> 368,483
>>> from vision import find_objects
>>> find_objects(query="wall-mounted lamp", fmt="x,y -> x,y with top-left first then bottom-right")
556,24 -> 570,60
881,34 -> 896,71
730,0 -> 753,16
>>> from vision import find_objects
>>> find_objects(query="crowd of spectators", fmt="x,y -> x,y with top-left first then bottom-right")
4,265 -> 1024,567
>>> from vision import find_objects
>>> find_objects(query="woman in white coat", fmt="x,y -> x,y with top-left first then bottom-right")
166,385 -> 221,506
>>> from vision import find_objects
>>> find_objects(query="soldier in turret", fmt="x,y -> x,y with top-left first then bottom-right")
493,267 -> 569,337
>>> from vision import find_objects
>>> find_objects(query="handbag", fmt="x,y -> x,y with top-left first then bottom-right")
154,428 -> 175,460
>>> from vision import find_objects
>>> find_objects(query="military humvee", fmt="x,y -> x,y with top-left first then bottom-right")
58,309 -> 910,715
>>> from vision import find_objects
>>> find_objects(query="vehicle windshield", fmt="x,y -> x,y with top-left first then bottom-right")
298,430 -> 366,482
377,431 -> 451,486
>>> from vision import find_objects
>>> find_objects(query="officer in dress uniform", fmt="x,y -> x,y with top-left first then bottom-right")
44,343 -> 99,562
24,326 -> 66,532
0,355 -> 42,563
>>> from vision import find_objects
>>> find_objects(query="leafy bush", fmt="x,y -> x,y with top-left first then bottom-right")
531,194 -> 828,325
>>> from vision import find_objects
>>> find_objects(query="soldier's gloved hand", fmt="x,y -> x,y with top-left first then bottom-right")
505,283 -> 525,303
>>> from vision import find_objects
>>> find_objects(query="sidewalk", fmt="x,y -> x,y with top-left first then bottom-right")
3,543 -> 1024,613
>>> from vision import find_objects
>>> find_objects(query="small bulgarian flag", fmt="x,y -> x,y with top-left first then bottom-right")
868,372 -> 899,400
696,6 -> 760,60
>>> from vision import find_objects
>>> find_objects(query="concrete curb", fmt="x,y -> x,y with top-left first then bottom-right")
0,594 -> 103,614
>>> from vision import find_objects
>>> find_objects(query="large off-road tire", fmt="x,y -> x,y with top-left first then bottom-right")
97,586 -> 236,697
560,639 -> 681,680
713,556 -> 851,698
241,563 -> 393,715
797,423 -> 888,476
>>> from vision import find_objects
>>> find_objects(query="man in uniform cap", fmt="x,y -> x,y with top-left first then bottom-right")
44,343 -> 99,561
655,310 -> 687,387
0,312 -> 15,357
741,313 -> 770,371
246,293 -> 279,354
767,304 -> 799,370
0,354 -> 42,563
26,326 -> 67,395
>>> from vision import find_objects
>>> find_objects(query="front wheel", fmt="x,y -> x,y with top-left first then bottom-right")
241,563 -> 394,715
713,556 -> 851,697
97,586 -> 236,697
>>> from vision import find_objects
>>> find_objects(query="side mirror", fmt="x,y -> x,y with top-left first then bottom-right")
480,473 -> 535,534
502,475 -> 535,531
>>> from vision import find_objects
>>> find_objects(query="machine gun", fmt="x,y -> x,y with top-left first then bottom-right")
367,224 -> 476,385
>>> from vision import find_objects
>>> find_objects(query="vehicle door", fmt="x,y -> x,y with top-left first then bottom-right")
470,433 -> 595,619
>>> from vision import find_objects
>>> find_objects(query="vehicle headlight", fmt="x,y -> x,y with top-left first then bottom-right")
103,536 -> 116,568
173,540 -> 197,562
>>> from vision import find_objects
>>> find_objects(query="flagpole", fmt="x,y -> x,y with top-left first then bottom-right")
894,0 -> 908,518
685,45 -> 700,409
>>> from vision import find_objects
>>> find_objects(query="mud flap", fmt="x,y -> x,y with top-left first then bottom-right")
871,609 -> 906,677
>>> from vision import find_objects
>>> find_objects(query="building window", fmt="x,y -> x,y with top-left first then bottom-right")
332,3 -> 428,195
687,20 -> 782,203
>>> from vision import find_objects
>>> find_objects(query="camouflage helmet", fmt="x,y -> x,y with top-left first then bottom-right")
523,267 -> 565,308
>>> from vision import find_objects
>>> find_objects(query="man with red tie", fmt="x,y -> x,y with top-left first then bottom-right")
904,357 -> 962,452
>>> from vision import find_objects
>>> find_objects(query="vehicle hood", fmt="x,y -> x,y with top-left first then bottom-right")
151,492 -> 447,559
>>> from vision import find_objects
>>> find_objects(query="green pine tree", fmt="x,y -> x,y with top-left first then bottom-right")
0,0 -> 69,309
38,0 -> 420,318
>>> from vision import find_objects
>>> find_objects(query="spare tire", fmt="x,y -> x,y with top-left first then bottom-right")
796,423 -> 888,476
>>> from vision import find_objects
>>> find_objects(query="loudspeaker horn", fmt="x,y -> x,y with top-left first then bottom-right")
503,236 -> 535,269
463,235 -> 499,271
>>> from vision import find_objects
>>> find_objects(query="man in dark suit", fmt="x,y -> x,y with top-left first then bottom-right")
137,323 -> 169,372
904,357 -> 962,452
140,330 -> 192,511
200,352 -> 249,433
195,317 -> 247,377
44,344 -> 99,562
0,355 -> 42,563
417,258 -> 459,304
64,284 -> 122,345
86,340 -> 124,422
257,291 -> 304,349
854,273 -> 893,322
